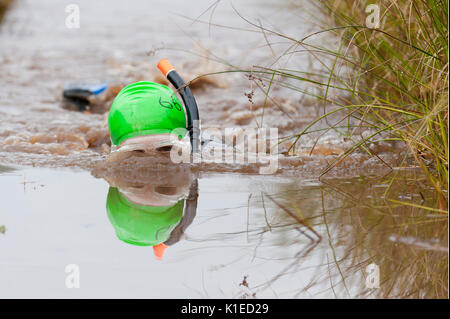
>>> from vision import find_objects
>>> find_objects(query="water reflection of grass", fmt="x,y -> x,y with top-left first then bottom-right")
265,170 -> 448,298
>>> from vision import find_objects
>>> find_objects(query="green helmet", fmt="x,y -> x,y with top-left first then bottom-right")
106,187 -> 184,247
108,81 -> 187,146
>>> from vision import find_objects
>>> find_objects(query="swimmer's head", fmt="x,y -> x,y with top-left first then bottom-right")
108,81 -> 187,147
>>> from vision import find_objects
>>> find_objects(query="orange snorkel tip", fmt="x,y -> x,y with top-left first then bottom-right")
157,58 -> 175,77
153,243 -> 168,260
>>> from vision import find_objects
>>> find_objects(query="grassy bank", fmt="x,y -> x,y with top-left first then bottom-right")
317,0 -> 448,207
233,0 -> 448,208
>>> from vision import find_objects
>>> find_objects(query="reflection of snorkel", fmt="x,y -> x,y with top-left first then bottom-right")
157,59 -> 200,153
106,178 -> 198,260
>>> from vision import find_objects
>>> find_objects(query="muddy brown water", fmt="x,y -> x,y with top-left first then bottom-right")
0,0 -> 401,173
0,0 -> 447,298
0,166 -> 447,298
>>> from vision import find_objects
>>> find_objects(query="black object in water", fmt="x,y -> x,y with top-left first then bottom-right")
62,83 -> 107,111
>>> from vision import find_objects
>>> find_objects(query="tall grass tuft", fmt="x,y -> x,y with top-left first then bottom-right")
229,0 -> 448,207
316,0 -> 448,206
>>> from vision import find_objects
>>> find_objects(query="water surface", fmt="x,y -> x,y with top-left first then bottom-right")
0,167 -> 446,298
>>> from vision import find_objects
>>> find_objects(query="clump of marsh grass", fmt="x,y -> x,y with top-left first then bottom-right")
174,1 -> 448,209
222,0 -> 448,209
315,0 -> 448,207
0,0 -> 13,23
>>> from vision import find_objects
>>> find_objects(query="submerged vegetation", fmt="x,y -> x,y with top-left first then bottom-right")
273,170 -> 448,298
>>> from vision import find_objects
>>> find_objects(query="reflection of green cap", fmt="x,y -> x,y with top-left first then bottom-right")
106,187 -> 184,246
108,81 -> 187,146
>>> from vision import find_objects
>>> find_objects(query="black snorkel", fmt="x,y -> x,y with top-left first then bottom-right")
157,59 -> 200,153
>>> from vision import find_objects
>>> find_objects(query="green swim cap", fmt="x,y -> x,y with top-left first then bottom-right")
106,187 -> 184,246
108,81 -> 187,146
